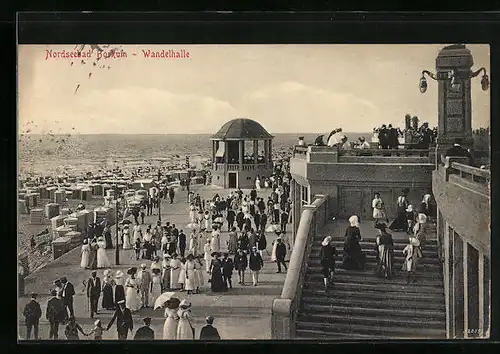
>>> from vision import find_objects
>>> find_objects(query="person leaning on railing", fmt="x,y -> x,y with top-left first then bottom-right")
444,138 -> 474,166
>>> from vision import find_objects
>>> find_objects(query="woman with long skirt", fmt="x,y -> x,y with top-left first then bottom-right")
178,258 -> 186,291
101,269 -> 115,310
169,254 -> 182,290
320,236 -> 337,291
96,237 -> 111,269
203,239 -> 212,273
177,300 -> 195,340
113,271 -> 125,306
227,227 -> 238,255
188,232 -> 198,257
375,223 -> 394,279
209,253 -> 226,292
413,213 -> 428,251
402,236 -> 423,283
88,238 -> 98,270
161,254 -> 171,291
342,215 -> 365,270
125,271 -> 141,312
194,256 -> 204,294
122,226 -> 132,250
189,203 -> 196,224
80,239 -> 90,269
163,299 -> 180,340
389,189 -> 409,231
183,254 -> 196,295
372,192 -> 388,227
149,268 -> 162,306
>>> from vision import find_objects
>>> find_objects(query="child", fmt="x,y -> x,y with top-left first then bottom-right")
86,319 -> 105,340
402,237 -> 422,283
134,238 -> 142,261
405,205 -> 416,235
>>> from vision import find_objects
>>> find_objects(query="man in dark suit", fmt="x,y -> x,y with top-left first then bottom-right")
86,271 -> 101,318
221,253 -> 234,289
60,276 -> 75,319
280,211 -> 289,233
107,300 -> 133,340
445,138 -> 474,166
134,317 -> 155,340
260,213 -> 268,233
23,293 -> 42,340
46,289 -> 66,340
275,237 -> 287,273
199,316 -> 221,340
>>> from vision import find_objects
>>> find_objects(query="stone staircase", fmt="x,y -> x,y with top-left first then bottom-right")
296,225 -> 446,339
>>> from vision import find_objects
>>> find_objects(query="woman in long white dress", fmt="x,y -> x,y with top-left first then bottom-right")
255,176 -> 261,190
178,258 -> 186,291
96,237 -> 111,268
203,239 -> 212,272
189,203 -> 196,223
149,268 -> 162,306
170,255 -> 182,290
197,231 -> 205,256
372,192 -> 387,226
210,229 -> 221,253
177,300 -> 195,340
133,223 -> 142,242
125,273 -> 141,312
188,232 -> 198,257
203,211 -> 212,232
80,239 -> 90,269
183,254 -> 196,295
122,226 -> 132,250
194,257 -> 204,293
163,301 -> 180,340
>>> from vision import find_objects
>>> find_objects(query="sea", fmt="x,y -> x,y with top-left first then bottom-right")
18,133 -> 371,177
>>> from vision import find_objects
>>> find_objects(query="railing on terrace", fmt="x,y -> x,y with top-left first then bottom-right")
271,194 -> 329,339
214,163 -> 271,171
293,145 -> 434,158
440,155 -> 490,187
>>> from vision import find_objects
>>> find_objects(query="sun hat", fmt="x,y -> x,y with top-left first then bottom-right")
409,237 -> 421,247
321,236 -> 332,246
115,271 -> 123,278
179,299 -> 191,308
406,205 -> 414,212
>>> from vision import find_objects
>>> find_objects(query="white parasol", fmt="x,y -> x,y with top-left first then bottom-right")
154,292 -> 176,310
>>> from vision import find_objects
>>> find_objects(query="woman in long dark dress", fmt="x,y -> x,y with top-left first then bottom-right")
389,189 -> 409,231
209,252 -> 227,292
113,270 -> 126,306
320,236 -> 337,291
375,223 -> 394,279
342,215 -> 365,270
88,237 -> 98,270
101,269 -> 115,310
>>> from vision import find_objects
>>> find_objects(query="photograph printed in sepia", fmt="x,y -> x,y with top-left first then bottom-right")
17,44 -> 490,341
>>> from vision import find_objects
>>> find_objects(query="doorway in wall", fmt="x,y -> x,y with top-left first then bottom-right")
228,172 -> 237,189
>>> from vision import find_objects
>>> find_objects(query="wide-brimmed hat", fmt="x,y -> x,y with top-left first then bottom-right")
140,263 -> 147,268
83,239 -> 89,244
406,205 -> 414,212
117,300 -> 125,305
115,271 -> 123,278
179,299 -> 191,308
127,267 -> 137,275
103,269 -> 111,276
321,236 -> 332,246
409,237 -> 421,247
417,213 -> 428,224
152,268 -> 161,275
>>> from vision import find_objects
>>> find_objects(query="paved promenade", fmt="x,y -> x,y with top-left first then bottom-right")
18,185 -> 289,340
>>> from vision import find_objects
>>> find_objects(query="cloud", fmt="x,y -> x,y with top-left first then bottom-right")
241,81 -> 380,132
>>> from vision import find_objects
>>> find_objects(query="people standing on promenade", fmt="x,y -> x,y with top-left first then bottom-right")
375,223 -> 394,280
203,239 -> 212,272
209,252 -> 226,292
372,192 -> 388,227
133,223 -> 142,244
80,239 -> 90,269
150,268 -> 162,305
271,236 -> 287,274
163,299 -> 180,340
389,189 -> 409,231
161,254 -> 171,291
177,300 -> 195,340
178,230 -> 187,258
140,208 -> 146,224
169,186 -> 175,204
189,232 -> 199,257
23,293 -> 42,340
200,316 -> 221,340
134,238 -> 142,260
320,236 -> 337,291
189,203 -> 196,223
104,226 -> 113,249
89,238 -> 98,270
122,225 -> 132,250
183,254 -> 196,295
170,254 -> 182,290
46,289 -> 66,340
61,277 -> 75,319
194,256 -> 204,293
402,236 -> 423,283
221,253 -> 234,289
134,317 -> 155,340
87,270 -> 101,318
125,268 -> 141,312
97,237 -> 111,269
107,300 -> 133,340
114,271 -> 126,306
227,227 -> 238,255
342,215 -> 365,270
178,258 -> 187,291
234,249 -> 248,285
210,226 -> 221,253
249,246 -> 264,286
101,269 -> 115,311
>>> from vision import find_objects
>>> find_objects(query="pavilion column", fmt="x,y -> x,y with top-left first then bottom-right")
212,140 -> 216,170
239,140 -> 244,169
264,140 -> 269,163
268,140 -> 273,167
253,140 -> 258,169
224,141 -> 229,188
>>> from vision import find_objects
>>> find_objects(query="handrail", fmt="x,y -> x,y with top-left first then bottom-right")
271,195 -> 328,339
450,162 -> 490,179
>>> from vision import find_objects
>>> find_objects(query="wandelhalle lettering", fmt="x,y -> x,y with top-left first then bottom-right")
142,49 -> 190,59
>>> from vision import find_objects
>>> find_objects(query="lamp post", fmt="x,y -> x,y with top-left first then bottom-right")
419,68 -> 489,93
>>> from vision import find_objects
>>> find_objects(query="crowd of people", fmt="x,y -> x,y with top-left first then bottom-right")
318,188 -> 436,290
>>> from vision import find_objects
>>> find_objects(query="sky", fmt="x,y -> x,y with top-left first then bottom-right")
18,44 -> 490,135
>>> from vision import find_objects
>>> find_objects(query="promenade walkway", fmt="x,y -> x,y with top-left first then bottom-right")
18,185 -> 288,340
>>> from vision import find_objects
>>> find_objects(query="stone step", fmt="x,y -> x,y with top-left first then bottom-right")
294,328 -> 408,340
305,267 -> 443,282
302,280 -> 445,294
311,240 -> 438,251
307,253 -> 442,266
297,311 -> 444,329
305,274 -> 443,288
302,296 -> 446,313
295,321 -> 446,339
302,288 -> 445,303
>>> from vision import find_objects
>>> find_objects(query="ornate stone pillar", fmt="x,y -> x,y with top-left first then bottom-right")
435,45 -> 475,159
212,140 -> 217,171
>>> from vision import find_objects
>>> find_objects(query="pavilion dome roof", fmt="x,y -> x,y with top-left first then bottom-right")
211,118 -> 273,140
